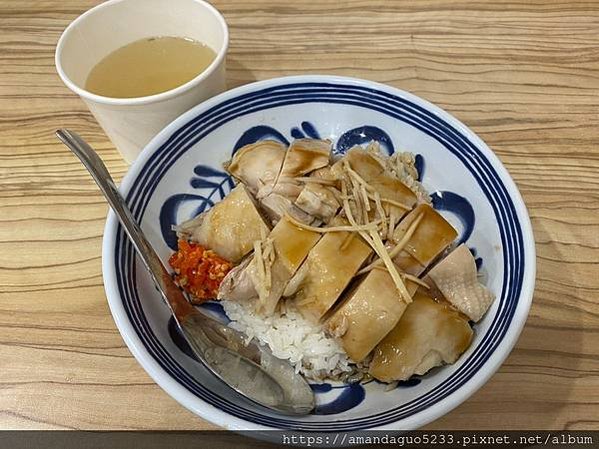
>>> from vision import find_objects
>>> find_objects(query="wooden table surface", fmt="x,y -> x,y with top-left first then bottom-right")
1,0 -> 598,431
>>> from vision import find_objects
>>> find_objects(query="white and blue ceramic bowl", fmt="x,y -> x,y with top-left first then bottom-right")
102,75 -> 535,431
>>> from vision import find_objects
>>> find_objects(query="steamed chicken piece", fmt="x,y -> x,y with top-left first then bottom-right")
226,140 -> 286,194
217,255 -> 255,302
294,183 -> 340,224
254,215 -> 322,314
257,139 -> 332,224
257,176 -> 305,219
176,184 -> 270,263
259,193 -> 294,224
310,165 -> 337,181
427,244 -> 495,322
263,179 -> 305,199
336,146 -> 386,180
218,215 -> 321,314
260,193 -> 317,226
392,204 -> 457,276
278,138 -> 331,179
263,138 -> 332,200
370,176 -> 417,215
325,270 -> 420,362
335,147 -> 417,218
289,218 -> 372,322
369,291 -> 473,382
293,165 -> 341,224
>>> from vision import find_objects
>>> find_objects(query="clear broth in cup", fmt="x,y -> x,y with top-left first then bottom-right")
85,36 -> 216,98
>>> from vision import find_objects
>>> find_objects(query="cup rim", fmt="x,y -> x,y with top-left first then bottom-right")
55,0 -> 229,106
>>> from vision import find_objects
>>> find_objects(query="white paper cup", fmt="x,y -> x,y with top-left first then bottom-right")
56,0 -> 228,163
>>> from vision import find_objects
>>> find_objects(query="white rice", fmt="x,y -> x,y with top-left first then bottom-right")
222,299 -> 359,381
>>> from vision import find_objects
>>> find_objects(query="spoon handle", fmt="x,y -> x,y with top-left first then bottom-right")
55,129 -> 193,321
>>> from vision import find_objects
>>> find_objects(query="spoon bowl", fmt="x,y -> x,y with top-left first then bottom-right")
56,129 -> 314,416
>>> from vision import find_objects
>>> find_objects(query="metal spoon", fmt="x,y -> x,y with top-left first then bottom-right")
56,129 -> 314,415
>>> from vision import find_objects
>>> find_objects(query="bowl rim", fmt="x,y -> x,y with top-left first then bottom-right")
102,74 -> 536,431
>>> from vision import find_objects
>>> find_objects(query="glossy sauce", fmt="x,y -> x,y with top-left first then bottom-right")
326,269 -> 410,362
294,225 -> 372,321
369,292 -> 473,382
271,217 -> 321,273
392,204 -> 457,275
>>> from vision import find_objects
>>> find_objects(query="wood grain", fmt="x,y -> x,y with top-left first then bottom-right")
1,0 -> 598,431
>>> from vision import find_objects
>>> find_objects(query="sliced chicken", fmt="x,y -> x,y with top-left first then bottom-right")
258,215 -> 323,314
217,215 -> 321,314
226,140 -> 286,194
259,192 -> 295,225
392,204 -> 457,275
369,291 -> 473,382
256,139 -> 332,225
290,217 -> 372,322
258,179 -> 305,200
260,192 -> 318,226
334,147 -> 417,219
294,183 -> 340,224
334,146 -> 386,181
325,270 -> 420,362
278,138 -> 331,180
218,255 -> 255,301
310,165 -> 337,181
369,176 -> 417,215
426,244 -> 495,322
176,184 -> 270,262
